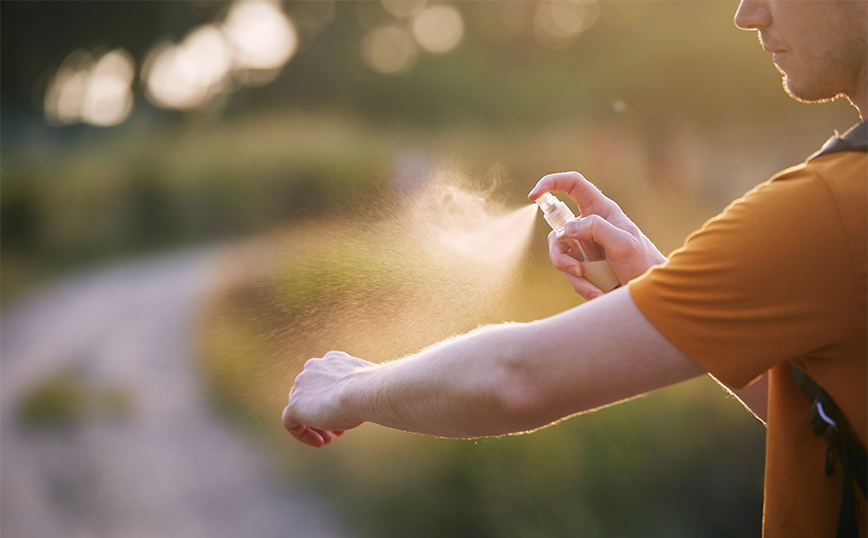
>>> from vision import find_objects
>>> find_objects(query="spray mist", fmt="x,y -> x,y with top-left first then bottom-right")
535,193 -> 620,292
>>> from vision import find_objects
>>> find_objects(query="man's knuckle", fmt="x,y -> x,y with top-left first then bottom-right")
581,216 -> 601,236
553,260 -> 572,273
609,237 -> 635,257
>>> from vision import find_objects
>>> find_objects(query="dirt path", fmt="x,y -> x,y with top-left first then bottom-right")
1,250 -> 352,538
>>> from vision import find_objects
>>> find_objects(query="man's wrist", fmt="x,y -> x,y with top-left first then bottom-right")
333,364 -> 379,428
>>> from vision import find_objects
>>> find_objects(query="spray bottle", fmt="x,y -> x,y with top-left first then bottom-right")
535,193 -> 620,292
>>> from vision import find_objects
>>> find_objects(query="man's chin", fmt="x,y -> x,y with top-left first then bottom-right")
782,76 -> 840,105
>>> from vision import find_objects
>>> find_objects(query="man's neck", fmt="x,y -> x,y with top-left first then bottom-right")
852,78 -> 867,121
847,94 -> 866,122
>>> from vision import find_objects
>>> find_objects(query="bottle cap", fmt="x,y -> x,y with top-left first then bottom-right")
535,193 -> 576,232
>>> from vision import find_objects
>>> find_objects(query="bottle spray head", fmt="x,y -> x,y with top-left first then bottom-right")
535,192 -> 576,232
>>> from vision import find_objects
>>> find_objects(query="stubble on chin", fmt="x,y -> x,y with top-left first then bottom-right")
781,75 -> 843,105
776,60 -> 854,106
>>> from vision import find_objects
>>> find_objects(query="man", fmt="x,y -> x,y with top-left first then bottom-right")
282,1 -> 867,536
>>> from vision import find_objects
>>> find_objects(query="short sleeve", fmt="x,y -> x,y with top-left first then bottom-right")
629,166 -> 855,389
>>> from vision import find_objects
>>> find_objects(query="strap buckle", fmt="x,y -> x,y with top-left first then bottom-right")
810,397 -> 840,477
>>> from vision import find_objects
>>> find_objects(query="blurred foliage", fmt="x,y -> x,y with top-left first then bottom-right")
14,368 -> 135,430
2,112 -> 390,251
15,371 -> 90,429
307,383 -> 765,538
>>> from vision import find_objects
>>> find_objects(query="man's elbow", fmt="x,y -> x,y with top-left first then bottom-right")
490,358 -> 558,434
468,323 -> 565,435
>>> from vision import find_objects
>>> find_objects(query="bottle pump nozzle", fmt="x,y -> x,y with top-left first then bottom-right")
535,193 -> 576,232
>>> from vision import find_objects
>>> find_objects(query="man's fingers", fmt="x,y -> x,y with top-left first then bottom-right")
296,426 -> 326,448
565,215 -> 636,258
547,230 -> 605,300
564,273 -> 605,301
285,421 -> 327,448
311,428 -> 334,445
281,405 -> 299,432
283,405 -> 329,448
528,171 -> 618,217
548,231 -> 583,276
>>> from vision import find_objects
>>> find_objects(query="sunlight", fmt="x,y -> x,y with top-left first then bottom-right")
361,25 -> 419,75
143,1 -> 296,111
411,4 -> 464,54
142,24 -> 236,110
381,0 -> 427,19
184,25 -> 234,93
44,48 -> 135,127
143,41 -> 213,110
222,0 -> 298,71
44,51 -> 91,125
533,0 -> 600,50
81,50 -> 136,127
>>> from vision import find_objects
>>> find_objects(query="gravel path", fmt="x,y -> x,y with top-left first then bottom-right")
0,250 -> 351,538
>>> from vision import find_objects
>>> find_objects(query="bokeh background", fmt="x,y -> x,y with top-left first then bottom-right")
1,2 -> 860,538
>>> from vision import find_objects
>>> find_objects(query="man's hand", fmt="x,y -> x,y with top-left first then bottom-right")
528,171 -> 667,299
281,351 -> 371,448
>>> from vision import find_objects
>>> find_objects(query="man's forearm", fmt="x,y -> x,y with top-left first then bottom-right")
286,287 -> 706,443
337,323 -> 544,438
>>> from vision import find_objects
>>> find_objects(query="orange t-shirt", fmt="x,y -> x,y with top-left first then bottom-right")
629,145 -> 867,537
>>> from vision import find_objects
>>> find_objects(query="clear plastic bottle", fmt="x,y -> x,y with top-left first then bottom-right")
535,193 -> 620,292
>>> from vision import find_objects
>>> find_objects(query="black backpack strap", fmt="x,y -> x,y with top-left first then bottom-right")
808,120 -> 868,161
790,363 -> 867,538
